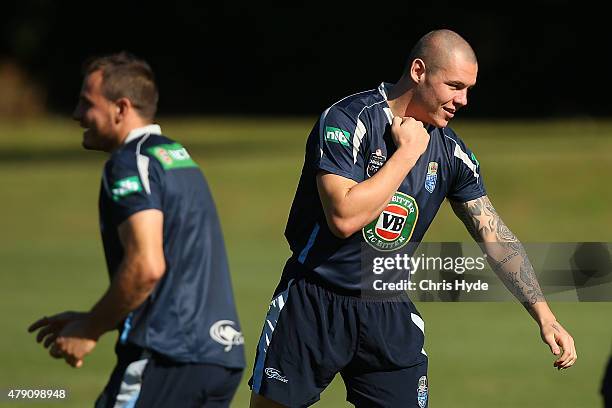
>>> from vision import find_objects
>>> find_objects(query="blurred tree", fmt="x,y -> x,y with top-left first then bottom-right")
1,1 -> 609,117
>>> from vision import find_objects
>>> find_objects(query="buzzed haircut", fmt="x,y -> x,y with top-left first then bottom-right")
406,29 -> 477,75
83,52 -> 159,120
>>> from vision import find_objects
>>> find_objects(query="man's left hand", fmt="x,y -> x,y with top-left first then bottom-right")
540,320 -> 577,370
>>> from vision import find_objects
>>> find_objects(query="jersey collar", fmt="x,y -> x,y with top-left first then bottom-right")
378,82 -> 391,101
378,82 -> 394,124
123,124 -> 162,145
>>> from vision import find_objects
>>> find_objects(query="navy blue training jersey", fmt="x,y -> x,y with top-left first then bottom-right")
284,83 -> 486,290
99,125 -> 245,368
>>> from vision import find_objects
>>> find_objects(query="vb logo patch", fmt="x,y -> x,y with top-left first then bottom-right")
366,148 -> 386,177
209,320 -> 244,352
362,192 -> 418,251
417,375 -> 428,407
424,161 -> 438,193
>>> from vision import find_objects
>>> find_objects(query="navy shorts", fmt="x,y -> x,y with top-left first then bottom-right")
249,277 -> 429,408
96,343 -> 243,408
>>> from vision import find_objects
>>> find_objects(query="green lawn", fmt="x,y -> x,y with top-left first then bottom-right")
1,118 -> 611,407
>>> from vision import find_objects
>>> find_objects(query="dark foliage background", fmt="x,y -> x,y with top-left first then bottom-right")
2,2 -> 608,117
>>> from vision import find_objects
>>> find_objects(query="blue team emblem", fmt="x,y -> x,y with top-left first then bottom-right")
417,375 -> 428,408
366,149 -> 386,177
424,161 -> 438,193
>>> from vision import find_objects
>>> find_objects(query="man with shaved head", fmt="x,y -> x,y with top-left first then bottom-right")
249,29 -> 577,408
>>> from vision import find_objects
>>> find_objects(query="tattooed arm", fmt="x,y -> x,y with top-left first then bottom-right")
450,195 -> 577,369
449,196 -> 543,306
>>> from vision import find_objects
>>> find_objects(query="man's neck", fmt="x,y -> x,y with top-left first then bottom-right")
117,120 -> 154,145
386,77 -> 415,118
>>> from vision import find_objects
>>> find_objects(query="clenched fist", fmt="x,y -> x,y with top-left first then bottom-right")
391,116 -> 430,159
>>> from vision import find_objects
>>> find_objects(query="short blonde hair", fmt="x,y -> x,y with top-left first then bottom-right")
83,51 -> 159,120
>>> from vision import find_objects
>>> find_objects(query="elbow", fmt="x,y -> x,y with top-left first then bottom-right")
327,216 -> 361,239
138,257 -> 166,288
149,262 -> 166,284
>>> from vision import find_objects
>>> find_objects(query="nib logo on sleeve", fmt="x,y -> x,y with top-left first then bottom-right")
111,176 -> 142,201
325,126 -> 351,147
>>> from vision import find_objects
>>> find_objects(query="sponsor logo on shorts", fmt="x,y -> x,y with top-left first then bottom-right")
417,375 -> 428,408
362,192 -> 418,251
366,148 -> 387,177
209,320 -> 244,352
265,367 -> 288,383
424,161 -> 438,193
324,126 -> 351,147
147,143 -> 198,170
111,176 -> 142,201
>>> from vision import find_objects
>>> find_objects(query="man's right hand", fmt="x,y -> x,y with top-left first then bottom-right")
391,116 -> 430,159
28,311 -> 86,349
317,117 -> 430,238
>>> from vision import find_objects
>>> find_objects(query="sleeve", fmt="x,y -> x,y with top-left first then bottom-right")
102,153 -> 163,225
446,132 -> 487,202
313,107 -> 366,182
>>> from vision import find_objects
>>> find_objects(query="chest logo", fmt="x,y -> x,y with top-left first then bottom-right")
362,192 -> 418,251
424,161 -> 438,193
366,148 -> 387,177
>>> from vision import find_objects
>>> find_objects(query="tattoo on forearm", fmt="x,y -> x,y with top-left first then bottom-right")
552,323 -> 560,332
450,196 -> 545,307
499,251 -> 519,264
496,218 -> 518,242
450,200 -> 480,241
450,196 -> 503,240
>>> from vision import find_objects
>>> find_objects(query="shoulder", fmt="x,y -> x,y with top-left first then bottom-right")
439,126 -> 461,144
107,134 -> 174,171
131,133 -> 176,153
439,126 -> 475,152
107,145 -> 137,171
323,86 -> 388,126
439,126 -> 482,177
120,133 -> 184,159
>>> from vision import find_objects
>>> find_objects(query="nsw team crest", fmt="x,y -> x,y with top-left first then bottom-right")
417,375 -> 428,407
362,192 -> 418,251
424,161 -> 438,193
366,149 -> 386,177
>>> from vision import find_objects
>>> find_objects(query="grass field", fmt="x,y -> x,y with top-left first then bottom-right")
1,117 -> 611,407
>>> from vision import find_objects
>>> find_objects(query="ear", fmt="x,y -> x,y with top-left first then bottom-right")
410,58 -> 426,84
114,97 -> 132,123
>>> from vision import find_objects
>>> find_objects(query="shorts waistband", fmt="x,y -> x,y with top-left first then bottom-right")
304,273 -> 409,301
283,257 -> 411,301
